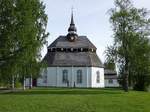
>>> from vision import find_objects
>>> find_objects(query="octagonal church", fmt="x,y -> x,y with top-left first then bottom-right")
37,13 -> 104,88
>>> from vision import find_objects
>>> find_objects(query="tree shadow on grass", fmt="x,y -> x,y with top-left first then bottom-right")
1,88 -> 123,95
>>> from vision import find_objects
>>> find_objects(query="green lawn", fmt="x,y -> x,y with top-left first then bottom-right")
0,88 -> 150,112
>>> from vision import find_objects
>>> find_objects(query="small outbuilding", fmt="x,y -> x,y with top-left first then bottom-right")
104,69 -> 119,87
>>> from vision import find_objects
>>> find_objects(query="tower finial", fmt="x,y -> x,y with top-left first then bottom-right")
71,6 -> 74,14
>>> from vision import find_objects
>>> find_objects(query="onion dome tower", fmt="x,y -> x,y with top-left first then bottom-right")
66,12 -> 78,42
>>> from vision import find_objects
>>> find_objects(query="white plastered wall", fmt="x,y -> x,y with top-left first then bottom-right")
91,67 -> 104,88
105,79 -> 119,87
37,67 -> 104,88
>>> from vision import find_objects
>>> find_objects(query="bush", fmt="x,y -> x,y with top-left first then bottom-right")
15,81 -> 22,88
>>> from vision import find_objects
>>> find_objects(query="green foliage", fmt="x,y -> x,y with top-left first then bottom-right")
0,88 -> 150,112
106,0 -> 150,91
0,0 -> 49,86
104,59 -> 116,70
15,81 -> 22,88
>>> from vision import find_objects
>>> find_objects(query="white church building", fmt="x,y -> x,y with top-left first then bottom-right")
36,13 -> 105,88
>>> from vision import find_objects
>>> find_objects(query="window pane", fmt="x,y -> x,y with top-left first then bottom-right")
62,70 -> 68,83
77,70 -> 82,84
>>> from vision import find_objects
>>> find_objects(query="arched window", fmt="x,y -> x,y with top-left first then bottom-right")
62,70 -> 68,83
77,70 -> 82,84
96,71 -> 100,83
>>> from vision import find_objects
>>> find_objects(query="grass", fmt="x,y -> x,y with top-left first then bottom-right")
0,88 -> 150,112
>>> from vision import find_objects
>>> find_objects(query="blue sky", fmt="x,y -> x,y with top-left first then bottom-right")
42,0 -> 150,62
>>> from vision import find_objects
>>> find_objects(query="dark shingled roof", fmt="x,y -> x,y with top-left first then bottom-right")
48,36 -> 96,49
104,75 -> 118,79
44,36 -> 103,67
104,69 -> 117,79
104,69 -> 117,75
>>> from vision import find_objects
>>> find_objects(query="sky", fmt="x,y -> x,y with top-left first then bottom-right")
42,0 -> 150,63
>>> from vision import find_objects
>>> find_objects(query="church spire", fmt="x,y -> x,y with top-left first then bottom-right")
71,11 -> 75,25
67,9 -> 78,42
68,9 -> 77,33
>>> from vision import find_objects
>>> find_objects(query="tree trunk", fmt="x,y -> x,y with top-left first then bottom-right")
12,75 -> 15,90
29,75 -> 32,89
123,62 -> 129,92
124,71 -> 129,92
23,76 -> 26,90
